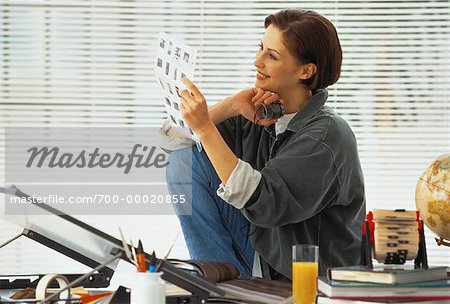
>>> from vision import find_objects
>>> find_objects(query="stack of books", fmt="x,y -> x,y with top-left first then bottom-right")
318,265 -> 450,304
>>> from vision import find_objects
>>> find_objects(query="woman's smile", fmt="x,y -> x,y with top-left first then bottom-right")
256,71 -> 270,80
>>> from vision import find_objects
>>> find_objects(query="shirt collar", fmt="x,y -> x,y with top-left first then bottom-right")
275,112 -> 297,136
286,89 -> 328,132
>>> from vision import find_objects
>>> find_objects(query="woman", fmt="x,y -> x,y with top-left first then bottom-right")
161,9 -> 366,280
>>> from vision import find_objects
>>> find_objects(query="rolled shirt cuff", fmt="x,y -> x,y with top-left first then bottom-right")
158,118 -> 195,152
216,159 -> 262,209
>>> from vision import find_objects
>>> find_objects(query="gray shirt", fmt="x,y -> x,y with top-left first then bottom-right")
215,112 -> 298,208
216,89 -> 366,278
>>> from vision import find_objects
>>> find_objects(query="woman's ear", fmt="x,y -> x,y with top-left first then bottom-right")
298,63 -> 317,80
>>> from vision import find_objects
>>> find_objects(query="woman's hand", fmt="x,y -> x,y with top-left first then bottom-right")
179,78 -> 238,185
230,87 -> 283,126
178,78 -> 283,134
179,78 -> 215,136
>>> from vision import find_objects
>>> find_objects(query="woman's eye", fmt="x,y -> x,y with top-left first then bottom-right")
258,43 -> 277,60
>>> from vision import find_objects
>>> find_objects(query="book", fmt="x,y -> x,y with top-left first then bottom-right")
169,259 -> 240,284
169,259 -> 292,303
218,278 -> 292,304
318,276 -> 450,298
328,265 -> 448,284
318,295 -> 450,304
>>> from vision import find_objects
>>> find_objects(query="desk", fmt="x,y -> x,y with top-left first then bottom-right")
0,278 -> 292,304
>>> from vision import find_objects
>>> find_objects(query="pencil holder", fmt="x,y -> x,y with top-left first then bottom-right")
130,272 -> 165,304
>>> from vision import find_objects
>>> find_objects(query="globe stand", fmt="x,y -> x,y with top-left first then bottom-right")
361,210 -> 428,269
435,237 -> 450,247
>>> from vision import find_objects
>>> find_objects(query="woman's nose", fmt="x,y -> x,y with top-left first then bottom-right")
254,52 -> 264,68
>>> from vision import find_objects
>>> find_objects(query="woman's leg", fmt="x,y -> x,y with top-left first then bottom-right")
166,146 -> 254,277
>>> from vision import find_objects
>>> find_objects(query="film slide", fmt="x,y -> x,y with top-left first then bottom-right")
154,32 -> 200,145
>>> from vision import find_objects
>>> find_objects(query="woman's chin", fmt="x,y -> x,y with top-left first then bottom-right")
254,80 -> 269,90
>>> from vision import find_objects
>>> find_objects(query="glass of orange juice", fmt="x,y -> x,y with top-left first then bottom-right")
292,244 -> 319,304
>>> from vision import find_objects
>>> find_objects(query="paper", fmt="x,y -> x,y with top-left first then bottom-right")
154,32 -> 200,146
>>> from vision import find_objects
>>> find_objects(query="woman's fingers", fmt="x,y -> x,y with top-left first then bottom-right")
263,93 -> 280,104
179,89 -> 192,104
251,87 -> 265,102
252,90 -> 280,105
179,87 -> 205,117
260,91 -> 272,101
181,77 -> 205,103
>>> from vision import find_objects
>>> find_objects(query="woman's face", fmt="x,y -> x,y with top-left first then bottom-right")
254,25 -> 303,96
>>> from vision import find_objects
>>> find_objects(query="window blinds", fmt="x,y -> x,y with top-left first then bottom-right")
1,0 -> 449,273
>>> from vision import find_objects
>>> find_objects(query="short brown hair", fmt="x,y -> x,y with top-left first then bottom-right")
265,9 -> 342,92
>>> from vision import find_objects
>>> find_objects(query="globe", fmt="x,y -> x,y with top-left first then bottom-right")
415,153 -> 450,246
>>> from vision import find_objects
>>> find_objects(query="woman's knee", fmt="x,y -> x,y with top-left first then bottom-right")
166,148 -> 194,216
166,147 -> 193,183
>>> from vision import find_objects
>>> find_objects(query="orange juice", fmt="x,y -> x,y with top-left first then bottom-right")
292,262 -> 318,304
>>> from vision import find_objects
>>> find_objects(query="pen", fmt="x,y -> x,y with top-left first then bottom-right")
130,239 -> 137,264
118,227 -> 135,265
136,239 -> 147,272
156,231 -> 180,272
149,250 -> 157,273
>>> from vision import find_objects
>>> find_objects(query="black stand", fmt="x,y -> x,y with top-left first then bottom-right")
361,220 -> 373,268
1,186 -> 225,303
414,220 -> 428,269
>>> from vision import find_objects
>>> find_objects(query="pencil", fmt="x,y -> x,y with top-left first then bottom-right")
136,239 -> 147,272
